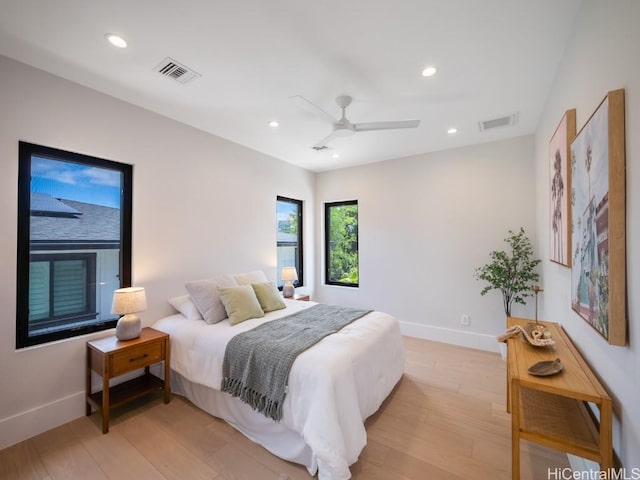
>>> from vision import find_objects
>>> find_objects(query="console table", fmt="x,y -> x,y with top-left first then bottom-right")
506,317 -> 612,480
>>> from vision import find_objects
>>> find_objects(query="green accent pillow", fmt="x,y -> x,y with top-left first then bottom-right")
251,281 -> 286,313
217,284 -> 265,326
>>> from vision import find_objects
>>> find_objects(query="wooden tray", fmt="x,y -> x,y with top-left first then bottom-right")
528,358 -> 563,376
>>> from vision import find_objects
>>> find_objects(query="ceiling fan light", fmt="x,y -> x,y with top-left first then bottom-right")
333,128 -> 354,138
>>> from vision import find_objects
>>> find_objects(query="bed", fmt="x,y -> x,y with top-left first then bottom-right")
152,295 -> 405,480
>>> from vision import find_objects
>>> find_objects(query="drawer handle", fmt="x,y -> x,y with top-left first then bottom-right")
130,353 -> 149,362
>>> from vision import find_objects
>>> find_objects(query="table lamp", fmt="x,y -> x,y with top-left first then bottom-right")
281,267 -> 298,298
111,286 -> 147,340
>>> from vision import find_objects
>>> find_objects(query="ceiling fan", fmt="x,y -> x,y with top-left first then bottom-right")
291,95 -> 421,150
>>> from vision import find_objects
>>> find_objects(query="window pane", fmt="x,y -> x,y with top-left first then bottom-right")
325,201 -> 359,287
28,261 -> 50,321
17,142 -> 132,348
276,197 -> 303,288
52,259 -> 87,317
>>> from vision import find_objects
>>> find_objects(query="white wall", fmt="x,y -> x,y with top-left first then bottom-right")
0,55 -> 315,449
315,135 -> 537,351
534,1 -> 640,468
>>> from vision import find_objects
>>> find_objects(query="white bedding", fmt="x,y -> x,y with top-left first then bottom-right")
152,299 -> 405,480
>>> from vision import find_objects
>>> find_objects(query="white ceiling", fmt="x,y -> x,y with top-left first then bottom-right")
0,0 -> 583,172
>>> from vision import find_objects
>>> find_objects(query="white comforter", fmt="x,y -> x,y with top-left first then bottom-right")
152,299 -> 405,480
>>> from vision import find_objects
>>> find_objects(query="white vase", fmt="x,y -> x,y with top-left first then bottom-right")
115,314 -> 141,340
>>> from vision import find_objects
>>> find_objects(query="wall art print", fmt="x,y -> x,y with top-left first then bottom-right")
570,89 -> 626,346
549,109 -> 576,267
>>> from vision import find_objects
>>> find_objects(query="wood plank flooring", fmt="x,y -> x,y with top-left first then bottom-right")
0,336 -> 569,479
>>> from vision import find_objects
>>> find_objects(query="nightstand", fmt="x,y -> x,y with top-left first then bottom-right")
86,327 -> 170,433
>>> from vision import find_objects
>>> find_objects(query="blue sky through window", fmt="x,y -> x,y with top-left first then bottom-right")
31,156 -> 121,208
277,201 -> 296,220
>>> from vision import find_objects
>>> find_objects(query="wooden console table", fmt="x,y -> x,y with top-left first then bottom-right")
506,317 -> 612,479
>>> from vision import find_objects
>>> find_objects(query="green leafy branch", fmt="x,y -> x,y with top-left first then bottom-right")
474,228 -> 540,317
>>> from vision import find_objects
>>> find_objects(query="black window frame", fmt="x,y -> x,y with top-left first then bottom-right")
325,200 -> 359,287
276,196 -> 304,289
16,142 -> 132,348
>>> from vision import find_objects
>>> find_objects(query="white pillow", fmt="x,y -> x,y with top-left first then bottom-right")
168,295 -> 203,321
233,270 -> 268,285
185,275 -> 239,324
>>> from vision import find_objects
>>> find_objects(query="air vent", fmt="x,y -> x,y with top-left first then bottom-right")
154,57 -> 201,85
478,112 -> 519,132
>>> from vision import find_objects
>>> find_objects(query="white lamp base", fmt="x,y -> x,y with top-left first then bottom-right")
282,281 -> 295,298
115,314 -> 142,340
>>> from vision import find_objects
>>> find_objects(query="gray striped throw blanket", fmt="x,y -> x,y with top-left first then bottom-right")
221,303 -> 371,422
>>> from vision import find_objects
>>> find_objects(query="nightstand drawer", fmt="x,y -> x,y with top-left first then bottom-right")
110,341 -> 162,375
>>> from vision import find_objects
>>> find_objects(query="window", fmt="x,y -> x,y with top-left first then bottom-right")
16,142 -> 132,348
325,200 -> 359,287
276,196 -> 303,289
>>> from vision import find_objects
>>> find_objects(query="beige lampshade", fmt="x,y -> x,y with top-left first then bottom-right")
281,267 -> 298,282
111,287 -> 147,315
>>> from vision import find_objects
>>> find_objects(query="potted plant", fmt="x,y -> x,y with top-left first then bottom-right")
475,228 -> 541,319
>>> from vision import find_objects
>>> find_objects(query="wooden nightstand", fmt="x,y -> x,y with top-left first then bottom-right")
86,327 -> 170,433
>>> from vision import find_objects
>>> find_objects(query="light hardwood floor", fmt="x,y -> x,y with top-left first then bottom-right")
0,336 -> 568,479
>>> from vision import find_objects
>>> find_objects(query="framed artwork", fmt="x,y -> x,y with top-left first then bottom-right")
570,89 -> 626,345
549,109 -> 576,267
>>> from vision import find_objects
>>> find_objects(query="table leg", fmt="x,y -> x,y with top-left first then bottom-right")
511,380 -> 520,480
600,398 -> 613,474
102,374 -> 110,434
164,337 -> 171,404
85,349 -> 92,416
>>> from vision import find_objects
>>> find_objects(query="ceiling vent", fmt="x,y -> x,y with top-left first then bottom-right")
478,112 -> 519,132
154,57 -> 201,85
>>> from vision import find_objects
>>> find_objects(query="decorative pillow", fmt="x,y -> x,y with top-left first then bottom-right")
233,270 -> 268,285
168,295 -> 203,320
251,281 -> 286,313
217,284 -> 265,326
185,275 -> 239,324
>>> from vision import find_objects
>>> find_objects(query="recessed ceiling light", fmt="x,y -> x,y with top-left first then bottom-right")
422,66 -> 438,77
447,127 -> 458,134
331,153 -> 340,159
105,33 -> 127,48
268,120 -> 279,127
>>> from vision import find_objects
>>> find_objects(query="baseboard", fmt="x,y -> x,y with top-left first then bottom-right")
0,390 -> 85,450
399,320 -> 500,353
0,368 -> 148,450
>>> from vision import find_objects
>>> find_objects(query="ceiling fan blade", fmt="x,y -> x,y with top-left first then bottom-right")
290,95 -> 339,124
312,131 -> 341,150
354,119 -> 420,131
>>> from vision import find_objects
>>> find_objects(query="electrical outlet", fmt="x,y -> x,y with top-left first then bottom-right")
461,314 -> 470,326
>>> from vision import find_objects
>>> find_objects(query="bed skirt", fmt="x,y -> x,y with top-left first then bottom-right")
170,369 -> 318,474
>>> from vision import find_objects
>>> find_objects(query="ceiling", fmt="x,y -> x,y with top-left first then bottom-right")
0,0 -> 583,172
